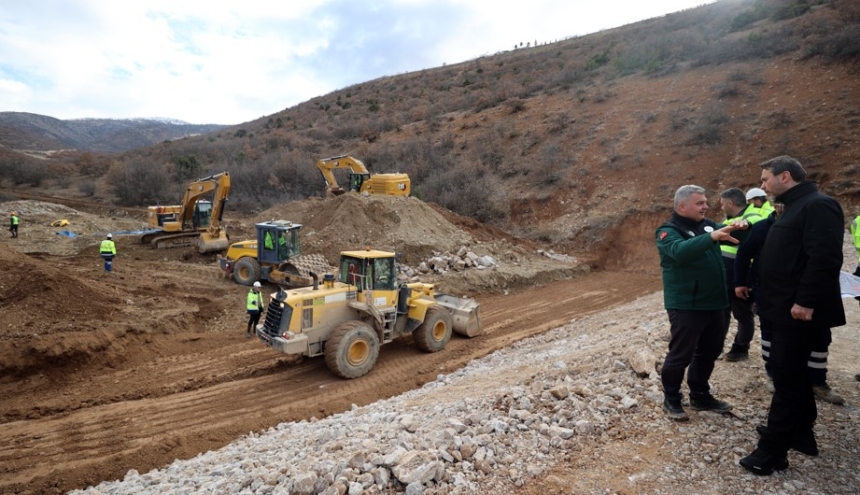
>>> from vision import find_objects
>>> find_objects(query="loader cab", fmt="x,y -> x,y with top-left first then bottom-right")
257,220 -> 301,264
338,250 -> 397,292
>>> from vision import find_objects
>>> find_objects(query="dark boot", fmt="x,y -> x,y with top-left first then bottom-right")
689,394 -> 732,413
740,447 -> 789,475
756,425 -> 818,456
662,396 -> 689,421
724,344 -> 749,362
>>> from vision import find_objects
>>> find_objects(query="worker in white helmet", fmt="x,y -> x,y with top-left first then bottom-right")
246,281 -> 265,338
99,233 -> 117,272
745,187 -> 775,218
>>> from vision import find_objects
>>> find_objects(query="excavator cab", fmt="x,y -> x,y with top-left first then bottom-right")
348,172 -> 371,193
191,200 -> 213,229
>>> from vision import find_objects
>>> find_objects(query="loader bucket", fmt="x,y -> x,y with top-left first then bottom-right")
198,231 -> 230,254
434,294 -> 482,337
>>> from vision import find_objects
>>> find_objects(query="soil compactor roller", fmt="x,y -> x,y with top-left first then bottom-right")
255,248 -> 481,378
220,220 -> 335,288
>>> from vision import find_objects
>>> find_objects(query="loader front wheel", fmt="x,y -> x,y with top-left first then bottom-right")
233,257 -> 261,286
413,306 -> 453,353
324,321 -> 380,379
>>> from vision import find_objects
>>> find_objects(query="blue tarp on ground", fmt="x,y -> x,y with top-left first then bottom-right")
109,229 -> 161,236
56,230 -> 77,238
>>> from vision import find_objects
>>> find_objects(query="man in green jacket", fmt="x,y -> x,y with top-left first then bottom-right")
656,185 -> 748,421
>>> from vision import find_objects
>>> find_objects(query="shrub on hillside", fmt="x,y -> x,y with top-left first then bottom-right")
2,159 -> 48,186
107,159 -> 170,205
75,152 -> 113,177
804,25 -> 860,60
687,104 -> 728,145
78,180 -> 97,197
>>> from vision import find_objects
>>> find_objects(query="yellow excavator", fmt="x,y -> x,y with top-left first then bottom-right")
316,154 -> 410,197
142,172 -> 231,253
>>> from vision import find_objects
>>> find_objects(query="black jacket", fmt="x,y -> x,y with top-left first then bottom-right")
758,181 -> 845,328
734,212 -> 775,299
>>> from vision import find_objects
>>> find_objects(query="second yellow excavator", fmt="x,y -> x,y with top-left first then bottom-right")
316,154 -> 410,197
142,172 -> 231,253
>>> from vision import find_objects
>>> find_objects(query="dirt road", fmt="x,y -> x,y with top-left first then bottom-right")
0,263 -> 660,495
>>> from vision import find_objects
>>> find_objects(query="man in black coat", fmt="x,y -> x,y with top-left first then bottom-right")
740,156 -> 846,475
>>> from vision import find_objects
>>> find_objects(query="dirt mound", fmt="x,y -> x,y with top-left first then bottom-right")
258,193 -> 585,294
259,194 -> 472,264
0,243 -> 124,375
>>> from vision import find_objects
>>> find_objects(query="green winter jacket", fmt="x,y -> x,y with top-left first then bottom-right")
656,213 -> 729,311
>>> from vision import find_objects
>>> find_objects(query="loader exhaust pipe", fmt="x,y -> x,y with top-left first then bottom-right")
310,271 -> 319,290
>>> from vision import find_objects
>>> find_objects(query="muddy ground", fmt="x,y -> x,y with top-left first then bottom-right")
0,195 -> 637,495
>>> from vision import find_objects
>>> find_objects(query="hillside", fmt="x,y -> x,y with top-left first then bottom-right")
2,0 -> 858,267
0,112 -> 226,153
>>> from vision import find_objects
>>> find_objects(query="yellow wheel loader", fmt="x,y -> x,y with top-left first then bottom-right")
254,248 -> 482,378
220,220 -> 335,288
316,154 -> 410,197
143,172 -> 231,253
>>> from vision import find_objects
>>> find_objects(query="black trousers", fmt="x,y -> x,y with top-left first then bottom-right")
758,324 -> 823,455
662,308 -> 728,400
727,292 -> 756,349
247,310 -> 261,333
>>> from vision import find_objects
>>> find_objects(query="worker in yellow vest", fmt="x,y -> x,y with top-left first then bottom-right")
745,187 -> 775,218
9,212 -> 19,238
246,281 -> 265,338
99,233 -> 117,272
719,188 -> 763,362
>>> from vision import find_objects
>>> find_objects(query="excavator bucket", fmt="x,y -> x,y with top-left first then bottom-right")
434,294 -> 482,337
198,231 -> 230,254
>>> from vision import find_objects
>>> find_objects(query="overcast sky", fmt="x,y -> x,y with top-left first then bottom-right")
1,0 -> 714,125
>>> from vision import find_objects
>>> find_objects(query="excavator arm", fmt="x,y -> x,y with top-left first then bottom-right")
162,172 -> 230,232
316,155 -> 371,196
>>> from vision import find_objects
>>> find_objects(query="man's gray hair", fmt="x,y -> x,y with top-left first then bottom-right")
761,155 -> 807,182
674,185 -> 705,210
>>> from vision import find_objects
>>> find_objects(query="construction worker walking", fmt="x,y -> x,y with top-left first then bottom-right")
246,281 -> 264,338
9,212 -> 19,238
100,234 -> 117,272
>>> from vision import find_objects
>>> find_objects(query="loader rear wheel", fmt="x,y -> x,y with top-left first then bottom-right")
233,257 -> 261,286
412,306 -> 452,353
324,321 -> 380,379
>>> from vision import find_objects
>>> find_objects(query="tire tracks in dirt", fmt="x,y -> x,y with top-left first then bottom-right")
0,270 -> 660,495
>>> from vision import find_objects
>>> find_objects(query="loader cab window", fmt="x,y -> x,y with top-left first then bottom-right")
340,256 -> 367,290
372,257 -> 395,290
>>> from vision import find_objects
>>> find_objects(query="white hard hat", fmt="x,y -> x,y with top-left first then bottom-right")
253,281 -> 262,288
106,233 -> 113,239
745,187 -> 766,200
